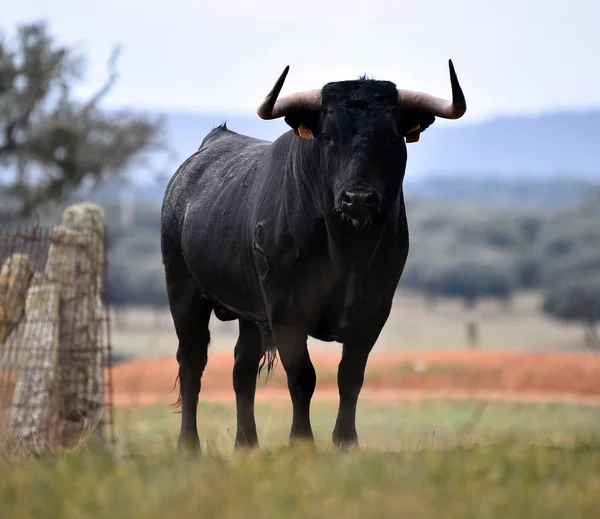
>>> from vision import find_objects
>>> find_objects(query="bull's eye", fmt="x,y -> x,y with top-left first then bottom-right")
321,133 -> 333,145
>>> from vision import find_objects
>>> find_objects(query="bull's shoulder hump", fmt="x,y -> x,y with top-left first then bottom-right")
165,126 -> 274,198
199,124 -> 273,151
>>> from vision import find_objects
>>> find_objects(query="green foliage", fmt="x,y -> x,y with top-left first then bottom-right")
401,191 -> 600,312
543,276 -> 600,323
400,200 -> 529,303
535,208 -> 600,289
0,21 -> 165,215
423,259 -> 515,307
542,275 -> 600,349
541,248 -> 600,287
98,187 -> 600,308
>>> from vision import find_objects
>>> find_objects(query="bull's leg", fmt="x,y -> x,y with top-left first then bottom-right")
165,264 -> 212,454
333,316 -> 388,449
275,326 -> 316,444
331,344 -> 373,449
233,319 -> 263,449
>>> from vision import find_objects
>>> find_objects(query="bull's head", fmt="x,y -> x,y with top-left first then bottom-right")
257,60 -> 467,230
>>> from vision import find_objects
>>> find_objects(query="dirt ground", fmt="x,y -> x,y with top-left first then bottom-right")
110,349 -> 600,407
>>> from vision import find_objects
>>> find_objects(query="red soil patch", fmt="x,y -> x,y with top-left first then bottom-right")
110,349 -> 600,407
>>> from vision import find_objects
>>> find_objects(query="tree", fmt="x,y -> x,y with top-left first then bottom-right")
543,276 -> 600,350
540,248 -> 600,288
0,20 -> 165,216
423,260 -> 514,309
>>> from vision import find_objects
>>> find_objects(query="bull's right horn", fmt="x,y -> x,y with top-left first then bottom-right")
257,66 -> 322,120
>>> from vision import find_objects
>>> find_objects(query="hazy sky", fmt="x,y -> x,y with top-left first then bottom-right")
3,0 -> 600,123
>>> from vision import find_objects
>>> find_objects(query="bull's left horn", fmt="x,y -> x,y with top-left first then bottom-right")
257,66 -> 322,120
397,59 -> 467,119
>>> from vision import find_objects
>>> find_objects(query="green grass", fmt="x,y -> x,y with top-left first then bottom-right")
114,398 -> 600,454
3,442 -> 600,518
2,398 -> 600,518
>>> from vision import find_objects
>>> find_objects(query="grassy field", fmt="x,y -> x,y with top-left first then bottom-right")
110,291 -> 587,362
2,398 -> 600,518
113,397 -> 600,454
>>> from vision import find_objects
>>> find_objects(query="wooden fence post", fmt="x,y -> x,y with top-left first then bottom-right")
1,202 -> 109,454
8,280 -> 62,449
46,202 -> 106,447
0,254 -> 33,346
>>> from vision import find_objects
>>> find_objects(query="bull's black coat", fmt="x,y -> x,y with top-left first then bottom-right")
161,66 -> 465,452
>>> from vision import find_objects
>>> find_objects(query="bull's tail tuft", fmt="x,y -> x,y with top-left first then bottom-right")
169,372 -> 183,413
257,344 -> 278,382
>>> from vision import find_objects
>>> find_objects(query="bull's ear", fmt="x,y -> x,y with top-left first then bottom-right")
399,109 -> 436,144
284,111 -> 321,140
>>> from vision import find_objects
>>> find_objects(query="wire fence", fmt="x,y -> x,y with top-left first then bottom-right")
0,202 -> 114,457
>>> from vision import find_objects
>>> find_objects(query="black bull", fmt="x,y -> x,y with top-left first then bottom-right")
160,60 -> 467,452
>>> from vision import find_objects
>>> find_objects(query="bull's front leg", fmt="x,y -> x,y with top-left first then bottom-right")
274,325 -> 316,445
333,319 -> 385,449
332,344 -> 373,449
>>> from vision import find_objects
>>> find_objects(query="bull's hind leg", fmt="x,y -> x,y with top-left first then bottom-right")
232,319 -> 263,448
165,264 -> 212,454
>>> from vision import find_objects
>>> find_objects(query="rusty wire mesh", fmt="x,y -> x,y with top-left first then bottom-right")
0,220 -> 114,456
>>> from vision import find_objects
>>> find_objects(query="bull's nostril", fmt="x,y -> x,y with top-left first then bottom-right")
341,190 -> 376,216
343,190 -> 374,206
342,191 -> 353,205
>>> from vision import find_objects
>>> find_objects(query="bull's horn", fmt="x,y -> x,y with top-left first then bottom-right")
397,59 -> 467,119
257,66 -> 322,120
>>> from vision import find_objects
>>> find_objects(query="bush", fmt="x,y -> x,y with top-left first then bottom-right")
540,248 -> 600,289
542,275 -> 600,349
422,258 -> 515,308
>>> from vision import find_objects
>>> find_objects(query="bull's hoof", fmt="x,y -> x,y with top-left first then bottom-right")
289,435 -> 316,451
333,441 -> 360,453
177,434 -> 201,456
332,434 -> 360,452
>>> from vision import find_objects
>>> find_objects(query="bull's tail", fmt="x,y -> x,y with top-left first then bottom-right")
170,341 -> 278,408
169,372 -> 182,412
257,344 -> 278,382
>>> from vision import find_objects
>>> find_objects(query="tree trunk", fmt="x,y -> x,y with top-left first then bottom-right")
584,321 -> 599,350
464,299 -> 479,349
466,321 -> 479,349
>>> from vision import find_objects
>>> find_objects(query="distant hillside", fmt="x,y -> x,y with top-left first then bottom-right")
406,110 -> 600,180
152,109 -> 600,179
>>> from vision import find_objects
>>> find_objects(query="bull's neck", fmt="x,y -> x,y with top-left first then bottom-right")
277,132 -> 326,223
